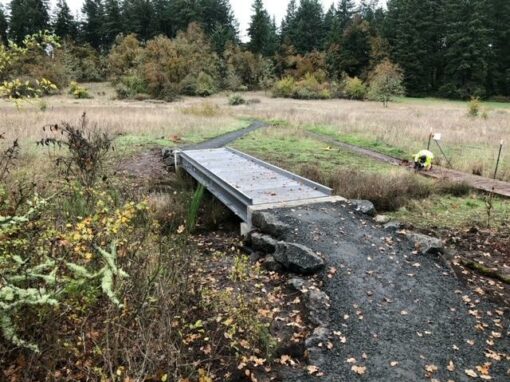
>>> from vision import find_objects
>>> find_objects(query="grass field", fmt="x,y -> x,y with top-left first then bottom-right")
2,82 -> 509,230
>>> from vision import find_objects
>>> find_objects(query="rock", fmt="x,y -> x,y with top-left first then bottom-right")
249,232 -> 278,253
306,289 -> 330,326
406,232 -> 444,255
351,199 -> 376,217
287,277 -> 309,291
251,211 -> 290,238
305,326 -> 330,348
384,221 -> 404,231
262,255 -> 282,272
274,242 -> 325,274
374,214 -> 391,224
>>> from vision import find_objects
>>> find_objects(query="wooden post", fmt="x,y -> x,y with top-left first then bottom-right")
493,140 -> 504,180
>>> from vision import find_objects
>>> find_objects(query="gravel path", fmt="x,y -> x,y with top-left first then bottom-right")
274,202 -> 509,381
182,120 -> 267,150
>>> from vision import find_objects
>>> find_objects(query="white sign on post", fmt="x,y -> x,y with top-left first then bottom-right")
433,133 -> 442,141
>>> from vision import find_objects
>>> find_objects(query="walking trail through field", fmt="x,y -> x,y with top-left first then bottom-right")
271,202 -> 509,381
306,131 -> 510,198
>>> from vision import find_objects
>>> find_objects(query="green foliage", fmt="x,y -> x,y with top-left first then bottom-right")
62,42 -> 104,82
186,184 -> 205,232
368,59 -> 405,106
229,93 -> 246,106
467,97 -> 481,117
344,76 -> 367,100
272,73 -> 332,100
68,81 -> 91,99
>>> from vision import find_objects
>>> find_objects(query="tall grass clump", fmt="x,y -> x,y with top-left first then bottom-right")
187,184 -> 205,231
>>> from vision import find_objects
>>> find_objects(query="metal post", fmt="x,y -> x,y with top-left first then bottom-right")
434,140 -> 453,168
427,132 -> 433,150
493,140 -> 504,180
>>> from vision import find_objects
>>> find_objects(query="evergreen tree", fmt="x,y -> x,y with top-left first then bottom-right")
337,0 -> 355,29
385,0 -> 446,96
9,0 -> 50,42
81,0 -> 104,49
123,0 -> 155,41
167,0 -> 199,36
323,4 -> 338,47
248,0 -> 276,56
441,0 -> 490,98
103,0 -> 123,46
339,15 -> 371,77
0,5 -> 8,45
291,0 -> 324,54
53,0 -> 77,39
281,0 -> 297,44
486,0 -> 510,96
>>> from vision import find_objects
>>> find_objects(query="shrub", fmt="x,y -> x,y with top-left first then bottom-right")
115,75 -> 147,99
368,59 -> 405,106
195,71 -> 217,96
229,94 -> 246,105
63,42 -> 104,82
107,33 -> 143,81
467,97 -> 481,117
68,81 -> 91,99
344,77 -> 367,100
272,76 -> 296,98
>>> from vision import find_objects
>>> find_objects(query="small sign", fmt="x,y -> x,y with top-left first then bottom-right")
433,133 -> 442,141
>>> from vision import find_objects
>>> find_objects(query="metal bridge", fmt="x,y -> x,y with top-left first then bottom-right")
175,147 -> 339,225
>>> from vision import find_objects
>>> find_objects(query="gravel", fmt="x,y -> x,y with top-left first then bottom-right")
273,201 -> 509,381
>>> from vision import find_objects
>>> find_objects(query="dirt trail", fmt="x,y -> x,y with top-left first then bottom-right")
306,131 -> 510,198
271,202 -> 509,381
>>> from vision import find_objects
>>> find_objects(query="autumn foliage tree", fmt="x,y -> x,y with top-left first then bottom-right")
368,58 -> 405,106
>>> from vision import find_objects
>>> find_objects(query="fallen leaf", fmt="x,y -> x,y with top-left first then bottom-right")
390,361 -> 399,367
425,364 -> 438,375
465,369 -> 478,378
351,365 -> 366,375
447,360 -> 455,372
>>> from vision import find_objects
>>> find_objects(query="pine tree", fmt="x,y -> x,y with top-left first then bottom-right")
53,0 -> 77,39
323,4 -> 338,48
248,0 -> 275,56
281,0 -> 297,44
103,0 -> 123,46
197,0 -> 237,51
9,0 -> 50,42
486,0 -> 510,96
442,0 -> 490,98
0,5 -> 8,45
338,0 -> 355,29
339,15 -> 371,77
291,0 -> 324,54
385,0 -> 446,96
81,0 -> 104,49
123,0 -> 155,41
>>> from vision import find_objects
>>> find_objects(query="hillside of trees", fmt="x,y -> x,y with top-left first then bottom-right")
0,0 -> 509,100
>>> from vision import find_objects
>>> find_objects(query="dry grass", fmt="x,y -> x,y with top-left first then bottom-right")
220,92 -> 510,180
3,83 -> 510,180
0,83 -> 242,146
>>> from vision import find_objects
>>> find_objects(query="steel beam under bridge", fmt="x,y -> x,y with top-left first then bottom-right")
175,147 -> 341,226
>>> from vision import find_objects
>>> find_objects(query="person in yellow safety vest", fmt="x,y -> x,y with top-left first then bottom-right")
413,150 -> 434,171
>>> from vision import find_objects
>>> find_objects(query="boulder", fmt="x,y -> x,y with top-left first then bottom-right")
262,255 -> 283,272
250,232 -> 278,253
406,232 -> 444,255
274,242 -> 325,274
306,289 -> 331,326
251,211 -> 290,238
351,199 -> 377,217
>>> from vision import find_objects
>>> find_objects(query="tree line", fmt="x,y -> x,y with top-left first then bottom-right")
0,0 -> 509,99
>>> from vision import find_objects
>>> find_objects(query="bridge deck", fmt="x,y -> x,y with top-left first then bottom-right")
176,147 -> 333,222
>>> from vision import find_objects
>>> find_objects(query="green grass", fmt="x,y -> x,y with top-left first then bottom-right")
306,124 -> 409,158
232,127 -> 403,175
388,193 -> 510,229
114,119 -> 251,153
